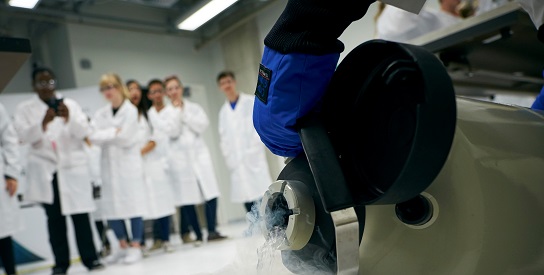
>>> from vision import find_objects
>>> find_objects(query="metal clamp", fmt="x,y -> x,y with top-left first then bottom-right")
260,180 -> 316,250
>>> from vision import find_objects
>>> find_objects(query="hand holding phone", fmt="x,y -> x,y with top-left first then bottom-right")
42,108 -> 56,131
57,99 -> 69,121
46,97 -> 63,114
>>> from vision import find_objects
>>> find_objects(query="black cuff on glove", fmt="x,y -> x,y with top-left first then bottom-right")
264,0 -> 375,55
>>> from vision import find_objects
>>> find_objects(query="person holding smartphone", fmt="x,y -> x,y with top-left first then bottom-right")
164,75 -> 227,245
14,67 -> 104,275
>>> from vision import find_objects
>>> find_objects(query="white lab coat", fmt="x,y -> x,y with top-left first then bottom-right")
89,100 -> 147,220
0,103 -> 23,239
218,93 -> 272,203
163,100 -> 221,206
14,96 -> 95,215
376,5 -> 462,43
136,113 -> 175,220
84,142 -> 104,221
517,0 -> 544,27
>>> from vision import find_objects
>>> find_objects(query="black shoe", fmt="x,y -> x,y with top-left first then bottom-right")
207,232 -> 228,242
87,261 -> 105,272
51,267 -> 67,275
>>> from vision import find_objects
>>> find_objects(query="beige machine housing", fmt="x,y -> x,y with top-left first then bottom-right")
360,97 -> 544,274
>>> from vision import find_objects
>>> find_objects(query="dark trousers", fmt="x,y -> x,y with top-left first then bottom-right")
204,198 -> 218,234
179,210 -> 191,235
152,216 -> 171,242
181,205 -> 203,240
43,174 -> 99,271
181,198 -> 219,240
94,221 -> 110,248
0,236 -> 16,275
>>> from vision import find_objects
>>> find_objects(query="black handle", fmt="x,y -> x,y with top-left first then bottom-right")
298,116 -> 354,213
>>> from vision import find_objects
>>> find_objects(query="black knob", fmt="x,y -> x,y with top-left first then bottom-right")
395,194 -> 433,226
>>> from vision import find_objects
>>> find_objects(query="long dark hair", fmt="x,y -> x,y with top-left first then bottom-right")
126,79 -> 149,121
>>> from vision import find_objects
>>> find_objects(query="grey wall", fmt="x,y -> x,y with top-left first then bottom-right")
42,24 -> 78,89
220,18 -> 262,95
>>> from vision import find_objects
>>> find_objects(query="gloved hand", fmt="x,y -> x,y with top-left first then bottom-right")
531,70 -> 544,110
253,0 -> 375,157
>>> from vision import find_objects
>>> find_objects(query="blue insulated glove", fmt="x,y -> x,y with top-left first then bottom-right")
253,0 -> 375,157
531,70 -> 544,110
253,47 -> 339,157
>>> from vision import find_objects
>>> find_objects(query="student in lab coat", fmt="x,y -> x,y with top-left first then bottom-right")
164,75 -> 227,244
129,79 -> 176,254
126,79 -> 150,249
375,0 -> 466,43
83,135 -> 111,258
145,79 -> 195,244
216,71 -> 272,213
89,73 -> 147,265
14,67 -> 104,275
0,102 -> 22,275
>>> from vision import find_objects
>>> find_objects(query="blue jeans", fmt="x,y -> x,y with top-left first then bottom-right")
108,218 -> 144,243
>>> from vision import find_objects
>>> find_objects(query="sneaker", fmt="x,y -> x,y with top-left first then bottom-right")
141,247 -> 150,258
193,238 -> 203,247
104,249 -> 126,265
123,247 -> 143,264
148,240 -> 163,251
163,242 -> 174,253
207,232 -> 228,242
99,246 -> 111,258
181,233 -> 194,244
87,261 -> 106,272
51,267 -> 67,275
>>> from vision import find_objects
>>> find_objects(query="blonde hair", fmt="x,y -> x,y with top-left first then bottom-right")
99,73 -> 130,99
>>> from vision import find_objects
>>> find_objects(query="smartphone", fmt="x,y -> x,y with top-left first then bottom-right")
47,97 -> 64,115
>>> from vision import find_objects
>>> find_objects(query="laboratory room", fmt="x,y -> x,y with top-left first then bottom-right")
0,0 -> 543,274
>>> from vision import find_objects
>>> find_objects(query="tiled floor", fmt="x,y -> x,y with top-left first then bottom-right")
18,221 -> 295,275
